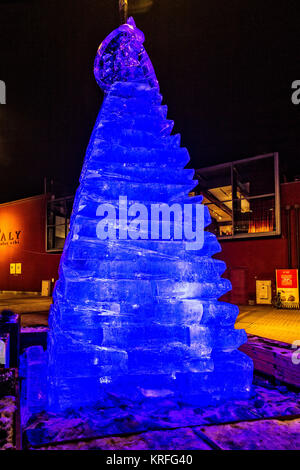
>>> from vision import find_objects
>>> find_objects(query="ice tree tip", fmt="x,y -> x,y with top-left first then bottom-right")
94,17 -> 159,92
126,16 -> 136,27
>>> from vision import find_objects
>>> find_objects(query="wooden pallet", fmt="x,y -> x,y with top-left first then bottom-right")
240,335 -> 300,387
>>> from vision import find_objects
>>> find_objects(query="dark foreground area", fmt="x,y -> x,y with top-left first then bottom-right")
20,373 -> 300,450
1,294 -> 299,450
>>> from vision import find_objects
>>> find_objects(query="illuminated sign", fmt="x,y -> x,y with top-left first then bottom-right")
0,229 -> 22,247
10,263 -> 22,275
276,269 -> 299,307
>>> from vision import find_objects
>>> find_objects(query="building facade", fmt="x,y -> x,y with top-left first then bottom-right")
0,195 -> 61,292
1,153 -> 300,303
193,153 -> 300,304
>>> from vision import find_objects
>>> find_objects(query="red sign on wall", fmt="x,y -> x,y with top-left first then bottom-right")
276,269 -> 298,288
276,269 -> 299,306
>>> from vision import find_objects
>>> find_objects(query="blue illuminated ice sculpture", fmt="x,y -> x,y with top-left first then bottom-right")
47,18 -> 253,411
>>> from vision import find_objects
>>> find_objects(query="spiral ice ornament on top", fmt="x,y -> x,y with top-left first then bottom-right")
94,17 -> 158,92
47,17 -> 253,411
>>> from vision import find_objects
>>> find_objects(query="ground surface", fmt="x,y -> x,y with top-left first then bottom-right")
0,370 -> 17,450
20,342 -> 300,452
1,293 -> 299,450
1,293 -> 299,344
0,396 -> 16,450
25,417 -> 300,450
0,293 -> 50,328
235,305 -> 300,344
22,374 -> 300,450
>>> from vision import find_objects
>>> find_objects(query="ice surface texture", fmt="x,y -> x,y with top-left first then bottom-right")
47,18 -> 253,411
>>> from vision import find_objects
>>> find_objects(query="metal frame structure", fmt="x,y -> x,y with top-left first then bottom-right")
195,152 -> 281,240
45,195 -> 74,253
45,153 -> 280,250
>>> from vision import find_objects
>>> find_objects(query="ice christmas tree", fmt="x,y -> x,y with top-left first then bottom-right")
47,18 -> 253,411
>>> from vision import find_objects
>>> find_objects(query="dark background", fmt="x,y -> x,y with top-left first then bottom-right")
0,0 -> 299,203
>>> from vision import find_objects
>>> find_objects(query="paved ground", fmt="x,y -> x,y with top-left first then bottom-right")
0,293 -> 300,344
236,305 -> 300,344
27,417 -> 300,450
0,293 -> 50,327
0,293 -> 51,314
1,294 -> 298,450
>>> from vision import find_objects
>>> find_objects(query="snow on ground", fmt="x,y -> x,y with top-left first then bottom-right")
0,396 -> 16,450
22,375 -> 300,449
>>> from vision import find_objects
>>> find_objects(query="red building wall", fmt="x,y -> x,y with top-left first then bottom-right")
217,181 -> 300,303
1,182 -> 300,298
0,195 -> 60,292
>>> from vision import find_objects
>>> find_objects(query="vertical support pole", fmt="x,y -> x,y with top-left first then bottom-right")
64,198 -> 68,241
119,0 -> 128,24
231,162 -> 236,236
274,152 -> 281,235
295,204 -> 300,272
286,205 -> 292,268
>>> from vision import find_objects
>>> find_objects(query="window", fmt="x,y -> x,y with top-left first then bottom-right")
192,153 -> 280,239
46,196 -> 74,251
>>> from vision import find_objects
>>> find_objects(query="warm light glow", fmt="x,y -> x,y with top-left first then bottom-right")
248,212 -> 275,233
0,208 -> 23,256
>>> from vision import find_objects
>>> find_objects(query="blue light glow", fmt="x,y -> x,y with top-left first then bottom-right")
47,17 -> 253,411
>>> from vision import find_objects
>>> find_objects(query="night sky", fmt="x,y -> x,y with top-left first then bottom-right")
0,0 -> 299,203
